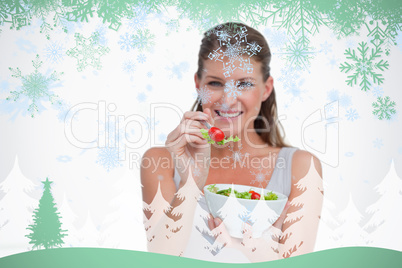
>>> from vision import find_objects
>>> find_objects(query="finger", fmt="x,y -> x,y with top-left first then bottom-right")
180,111 -> 209,123
168,133 -> 208,150
166,120 -> 208,146
203,108 -> 215,126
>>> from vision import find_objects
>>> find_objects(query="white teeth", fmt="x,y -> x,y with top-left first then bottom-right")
219,111 -> 242,118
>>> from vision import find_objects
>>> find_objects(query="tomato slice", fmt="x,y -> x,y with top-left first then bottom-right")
208,127 -> 225,142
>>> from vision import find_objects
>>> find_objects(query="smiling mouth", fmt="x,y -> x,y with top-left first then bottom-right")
215,110 -> 243,118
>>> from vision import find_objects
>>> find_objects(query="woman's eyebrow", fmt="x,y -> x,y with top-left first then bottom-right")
238,77 -> 257,81
205,75 -> 224,81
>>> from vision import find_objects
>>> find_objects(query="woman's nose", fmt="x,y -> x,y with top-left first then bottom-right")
221,87 -> 238,106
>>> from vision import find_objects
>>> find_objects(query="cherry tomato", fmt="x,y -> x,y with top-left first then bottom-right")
249,190 -> 261,200
208,127 -> 225,142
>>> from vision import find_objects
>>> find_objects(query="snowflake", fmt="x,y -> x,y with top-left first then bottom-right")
95,24 -> 108,46
137,53 -> 146,63
166,19 -> 180,34
371,86 -> 384,98
320,41 -> 333,55
146,84 -> 152,91
122,60 -> 136,74
44,41 -> 64,64
96,146 -> 123,172
128,12 -> 148,31
265,0 -> 326,46
132,29 -> 155,51
340,42 -> 389,91
147,71 -> 153,77
278,66 -> 306,100
118,32 -> 133,52
193,166 -> 201,178
67,32 -> 110,72
228,143 -> 248,169
158,133 -> 167,142
145,116 -> 160,131
345,108 -> 359,121
166,62 -> 189,80
373,138 -> 383,149
223,79 -> 249,99
6,54 -> 63,118
326,89 -> 352,108
56,100 -> 75,122
250,168 -> 271,188
372,96 -> 396,120
137,92 -> 147,102
328,57 -> 340,69
207,26 -> 259,77
56,155 -> 72,163
197,85 -> 213,104
214,102 -> 231,112
263,28 -> 287,48
278,37 -> 315,71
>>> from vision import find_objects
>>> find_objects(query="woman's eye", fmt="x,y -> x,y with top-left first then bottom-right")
208,81 -> 223,87
239,81 -> 254,87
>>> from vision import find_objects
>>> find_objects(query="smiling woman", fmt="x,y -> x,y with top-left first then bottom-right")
140,22 -> 323,263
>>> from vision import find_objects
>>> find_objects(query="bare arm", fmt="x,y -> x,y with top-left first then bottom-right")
278,150 -> 324,258
141,147 -> 205,256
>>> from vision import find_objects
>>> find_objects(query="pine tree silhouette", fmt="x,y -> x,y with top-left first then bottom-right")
25,178 -> 67,249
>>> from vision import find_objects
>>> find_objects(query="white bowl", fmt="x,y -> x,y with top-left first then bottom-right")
204,183 -> 288,238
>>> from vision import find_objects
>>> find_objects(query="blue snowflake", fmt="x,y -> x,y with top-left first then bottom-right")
137,53 -> 146,63
373,138 -> 383,149
96,146 -> 123,172
95,24 -> 108,46
158,133 -> 167,142
44,41 -> 64,64
146,84 -> 152,91
16,38 -> 37,54
147,71 -> 153,78
278,66 -> 306,100
145,116 -> 160,131
371,86 -> 384,98
166,62 -> 189,80
326,89 -> 352,108
328,57 -> 340,69
137,92 -> 147,102
118,33 -> 133,52
345,108 -> 359,121
263,28 -> 287,48
128,12 -> 148,31
122,60 -> 136,74
319,41 -> 333,55
56,101 -> 75,122
56,155 -> 72,163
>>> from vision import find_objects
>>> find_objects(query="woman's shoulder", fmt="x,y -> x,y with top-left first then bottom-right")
291,149 -> 323,179
143,146 -> 171,158
141,146 -> 174,171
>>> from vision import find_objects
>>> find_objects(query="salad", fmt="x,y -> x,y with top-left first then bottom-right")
200,128 -> 240,145
207,184 -> 278,200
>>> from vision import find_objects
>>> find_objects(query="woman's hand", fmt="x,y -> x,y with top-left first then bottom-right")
207,201 -> 291,259
165,108 -> 215,190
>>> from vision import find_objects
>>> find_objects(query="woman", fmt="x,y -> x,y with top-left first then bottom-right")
141,22 -> 323,263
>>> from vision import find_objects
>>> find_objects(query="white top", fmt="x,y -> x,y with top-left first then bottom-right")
172,147 -> 299,263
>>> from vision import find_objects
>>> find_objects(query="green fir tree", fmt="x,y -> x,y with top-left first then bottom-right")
26,177 -> 67,250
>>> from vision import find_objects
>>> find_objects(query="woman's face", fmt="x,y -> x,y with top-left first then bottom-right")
195,57 -> 273,138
